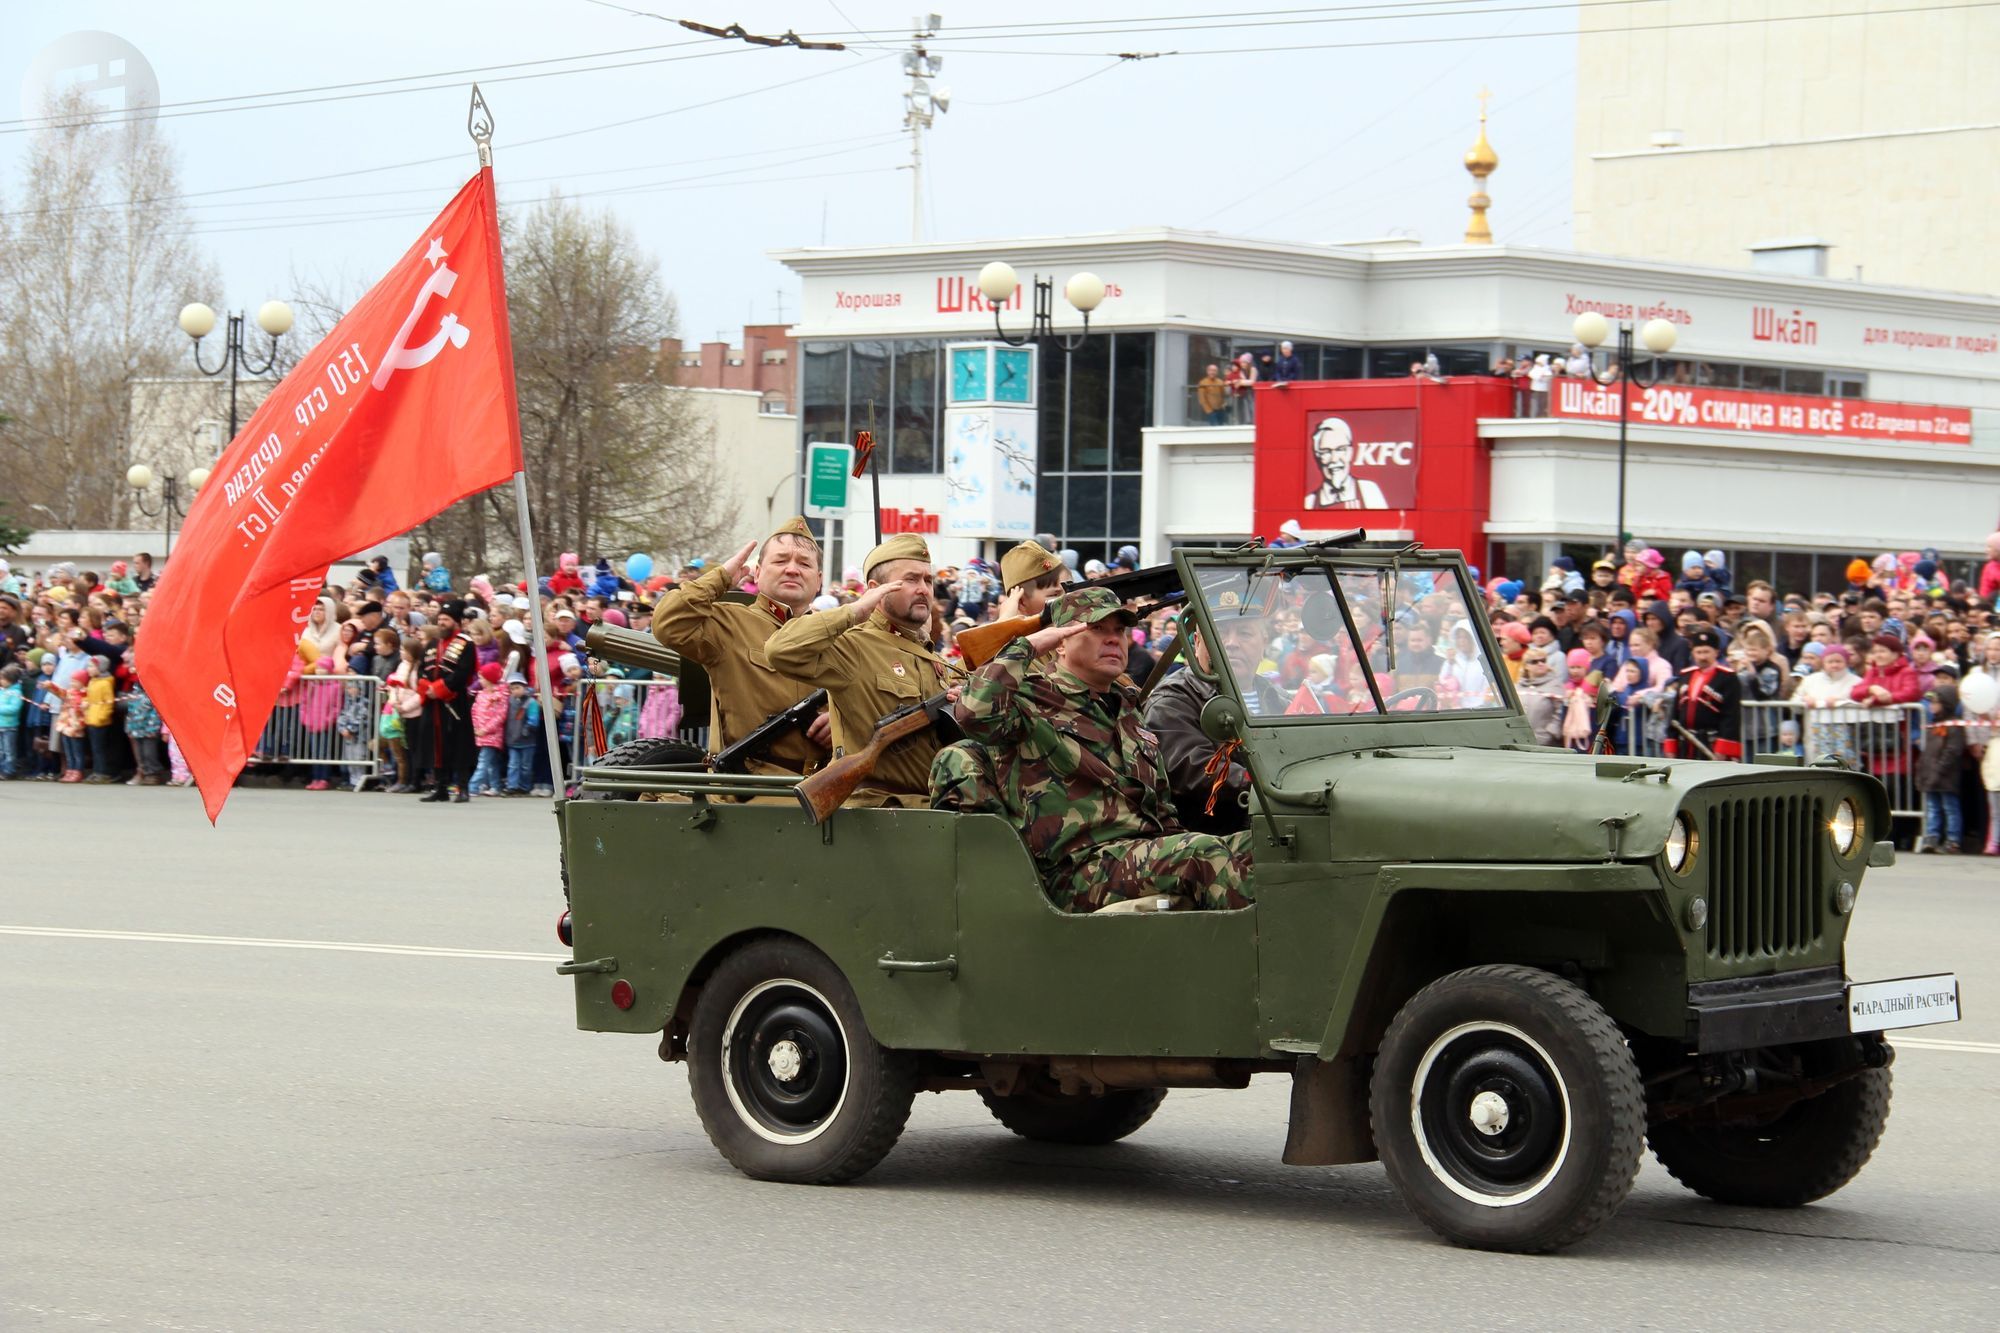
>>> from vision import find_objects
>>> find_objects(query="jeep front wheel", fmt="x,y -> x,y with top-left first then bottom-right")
1370,965 -> 1645,1253
978,1085 -> 1167,1145
1649,1064 -> 1891,1207
687,937 -> 916,1184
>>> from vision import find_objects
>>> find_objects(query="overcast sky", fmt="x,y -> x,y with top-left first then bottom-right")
2,0 -> 1577,344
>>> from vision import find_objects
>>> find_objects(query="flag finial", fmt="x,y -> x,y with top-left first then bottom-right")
467,84 -> 494,167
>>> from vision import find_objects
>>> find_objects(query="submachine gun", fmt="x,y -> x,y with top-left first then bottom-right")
581,623 -> 825,775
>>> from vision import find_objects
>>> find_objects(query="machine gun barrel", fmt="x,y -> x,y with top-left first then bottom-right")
583,623 -> 683,676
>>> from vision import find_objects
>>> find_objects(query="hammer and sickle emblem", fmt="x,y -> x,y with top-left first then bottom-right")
213,684 -> 237,709
371,252 -> 473,391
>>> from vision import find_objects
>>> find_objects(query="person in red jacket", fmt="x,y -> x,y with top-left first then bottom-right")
1851,634 -> 1925,706
546,552 -> 586,598
1629,548 -> 1674,603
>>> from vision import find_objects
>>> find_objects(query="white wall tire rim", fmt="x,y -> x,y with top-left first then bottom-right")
1409,1020 -> 1574,1208
720,977 -> 852,1146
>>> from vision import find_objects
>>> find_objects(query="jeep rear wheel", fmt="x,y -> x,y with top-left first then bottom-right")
1649,1065 -> 1891,1207
978,1086 -> 1167,1145
687,938 -> 916,1184
1370,965 -> 1644,1253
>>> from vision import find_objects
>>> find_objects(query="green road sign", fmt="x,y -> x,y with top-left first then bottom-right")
804,442 -> 853,518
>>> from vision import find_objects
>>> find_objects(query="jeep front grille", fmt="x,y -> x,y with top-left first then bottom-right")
1704,794 -> 1824,961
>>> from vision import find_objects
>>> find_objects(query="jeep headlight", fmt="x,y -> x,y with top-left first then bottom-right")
1831,799 -> 1860,856
1665,812 -> 1697,873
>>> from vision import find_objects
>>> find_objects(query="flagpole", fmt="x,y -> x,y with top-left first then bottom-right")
469,85 -> 567,803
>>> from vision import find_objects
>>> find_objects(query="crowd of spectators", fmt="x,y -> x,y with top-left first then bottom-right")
7,529 -> 2000,852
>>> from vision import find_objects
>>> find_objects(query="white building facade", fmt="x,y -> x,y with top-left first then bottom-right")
779,229 -> 2000,588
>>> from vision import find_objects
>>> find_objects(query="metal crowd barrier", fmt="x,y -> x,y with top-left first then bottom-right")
1601,698 -> 1928,818
569,677 -> 708,772
251,674 -> 382,780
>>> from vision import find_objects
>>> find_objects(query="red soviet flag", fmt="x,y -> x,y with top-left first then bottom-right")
143,168 -> 522,821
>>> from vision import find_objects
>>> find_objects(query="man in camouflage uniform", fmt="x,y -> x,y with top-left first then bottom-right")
953,587 -> 1255,913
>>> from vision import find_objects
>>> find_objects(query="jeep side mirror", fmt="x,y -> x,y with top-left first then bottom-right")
1199,693 -> 1246,744
1300,590 -> 1344,643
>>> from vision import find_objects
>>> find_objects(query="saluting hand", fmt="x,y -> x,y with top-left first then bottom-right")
719,540 -> 758,586
846,582 -> 889,618
1025,622 -> 1088,656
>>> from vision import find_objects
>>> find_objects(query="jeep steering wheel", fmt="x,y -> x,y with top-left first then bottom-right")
1382,686 -> 1439,713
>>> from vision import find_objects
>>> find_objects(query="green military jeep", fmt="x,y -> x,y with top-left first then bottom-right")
558,541 -> 1960,1253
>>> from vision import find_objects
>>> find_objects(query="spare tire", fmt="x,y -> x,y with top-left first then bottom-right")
580,735 -> 706,800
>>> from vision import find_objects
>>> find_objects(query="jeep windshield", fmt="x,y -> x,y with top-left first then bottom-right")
1189,559 -> 1510,719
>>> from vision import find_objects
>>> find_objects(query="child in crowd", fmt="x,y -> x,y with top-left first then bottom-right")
503,672 -> 538,796
55,667 -> 89,782
421,551 -> 454,594
300,655 -> 342,790
83,655 -> 118,782
1916,665 -> 1966,853
469,661 -> 508,796
120,668 -> 167,785
28,659 -> 60,779
0,664 -> 23,778
338,672 -> 375,791
1560,649 -> 1599,751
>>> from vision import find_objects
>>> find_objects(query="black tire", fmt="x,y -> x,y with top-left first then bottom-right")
687,937 -> 917,1185
977,1085 -> 1167,1145
1370,965 -> 1645,1254
581,735 -> 706,800
1648,1064 -> 1892,1207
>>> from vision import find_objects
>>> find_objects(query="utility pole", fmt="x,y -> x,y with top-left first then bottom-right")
902,15 -> 950,242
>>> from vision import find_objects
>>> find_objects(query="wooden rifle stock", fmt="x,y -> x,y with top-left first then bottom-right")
793,706 -> 935,824
955,614 -> 1044,670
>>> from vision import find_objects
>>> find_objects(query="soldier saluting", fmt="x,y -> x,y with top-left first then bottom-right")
765,533 -> 960,805
954,587 -> 1255,913
650,516 -> 831,775
416,598 -> 478,802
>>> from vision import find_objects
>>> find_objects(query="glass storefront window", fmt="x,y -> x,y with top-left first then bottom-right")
1038,348 -> 1066,472
1065,473 -> 1108,537
800,342 -> 847,446
1110,472 -> 1141,539
848,339 -> 891,451
1740,363 -> 1784,392
891,340 -> 938,472
1112,333 -> 1152,471
1067,336 -> 1110,470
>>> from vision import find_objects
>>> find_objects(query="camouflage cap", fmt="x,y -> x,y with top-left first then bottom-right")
1050,587 -> 1139,629
1000,539 -> 1064,591
863,532 -> 931,579
766,515 -> 820,551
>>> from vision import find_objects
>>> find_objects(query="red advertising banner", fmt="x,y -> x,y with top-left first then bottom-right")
1550,379 -> 1972,445
1302,408 -> 1419,510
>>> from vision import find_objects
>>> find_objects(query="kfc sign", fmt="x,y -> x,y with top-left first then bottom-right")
1303,409 -> 1419,510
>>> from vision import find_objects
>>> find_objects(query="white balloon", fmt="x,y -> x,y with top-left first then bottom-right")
1960,671 -> 1999,717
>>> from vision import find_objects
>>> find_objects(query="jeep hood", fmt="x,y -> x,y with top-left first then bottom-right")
1282,747 -> 1830,865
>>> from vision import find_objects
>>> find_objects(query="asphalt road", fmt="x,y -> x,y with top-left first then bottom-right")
3,784 -> 1996,1331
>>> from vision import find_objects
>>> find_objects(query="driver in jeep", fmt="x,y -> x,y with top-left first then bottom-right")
953,587 -> 1255,914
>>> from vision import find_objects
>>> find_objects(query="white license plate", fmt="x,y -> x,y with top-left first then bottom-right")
1848,973 -> 1961,1033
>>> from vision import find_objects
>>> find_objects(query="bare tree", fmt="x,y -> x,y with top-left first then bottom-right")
0,88 -> 218,527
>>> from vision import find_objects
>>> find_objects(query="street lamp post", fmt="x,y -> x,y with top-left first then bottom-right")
1571,312 -> 1679,554
975,262 -> 1105,351
177,299 -> 294,442
127,463 -> 210,558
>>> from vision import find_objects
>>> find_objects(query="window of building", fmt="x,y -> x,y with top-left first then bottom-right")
890,340 -> 938,472
1739,363 -> 1785,393
800,341 -> 847,445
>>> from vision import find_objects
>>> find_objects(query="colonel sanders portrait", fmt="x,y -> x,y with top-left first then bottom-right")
1304,417 -> 1387,510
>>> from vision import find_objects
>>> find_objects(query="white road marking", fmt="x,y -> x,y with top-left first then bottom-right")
0,924 -> 565,963
1892,1035 -> 2000,1055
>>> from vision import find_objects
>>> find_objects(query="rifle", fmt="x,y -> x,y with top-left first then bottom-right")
955,562 -> 1186,670
794,689 -> 959,824
711,689 -> 827,774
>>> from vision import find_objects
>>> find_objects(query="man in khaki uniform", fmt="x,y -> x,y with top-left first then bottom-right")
995,538 -> 1067,621
650,516 -> 831,776
766,533 -> 961,802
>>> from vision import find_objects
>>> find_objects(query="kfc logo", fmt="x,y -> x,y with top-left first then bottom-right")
1303,410 -> 1418,510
